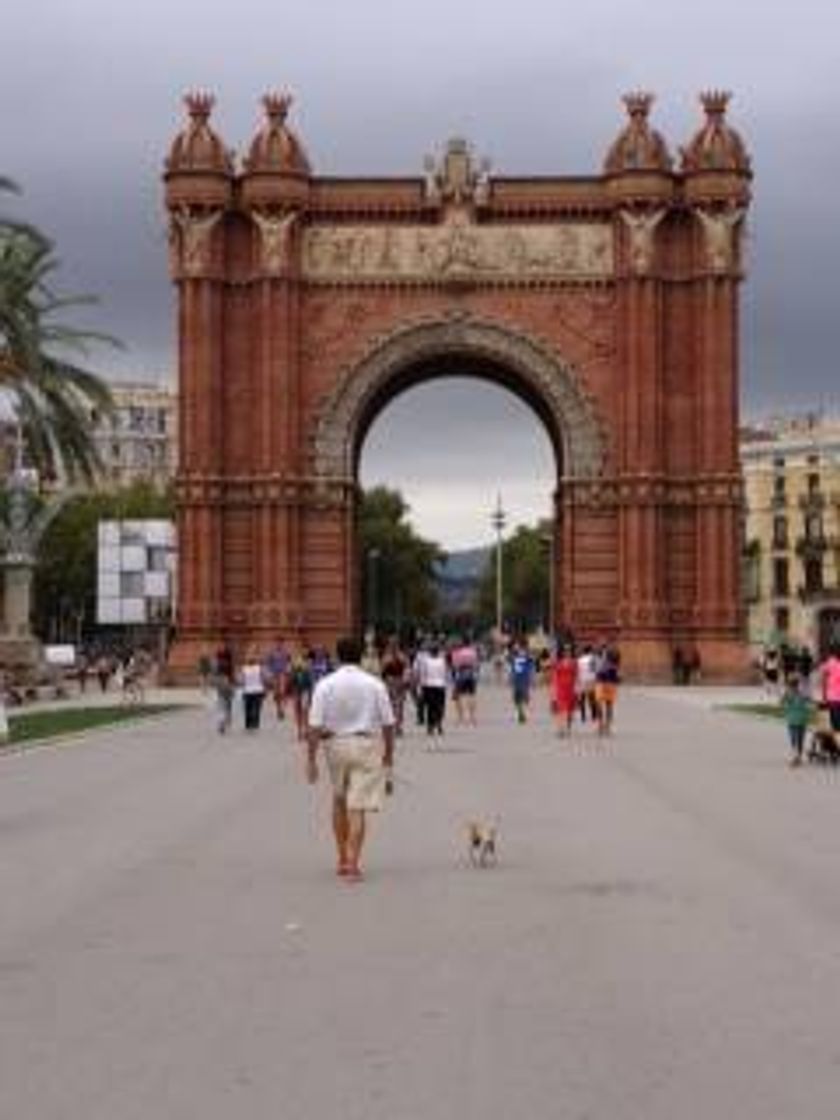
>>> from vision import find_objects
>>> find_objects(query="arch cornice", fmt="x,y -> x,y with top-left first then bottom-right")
309,312 -> 608,481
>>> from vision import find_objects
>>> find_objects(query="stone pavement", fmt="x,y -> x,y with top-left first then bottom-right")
2,681 -> 840,1119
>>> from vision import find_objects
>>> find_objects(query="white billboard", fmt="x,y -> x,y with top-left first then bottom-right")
97,519 -> 175,626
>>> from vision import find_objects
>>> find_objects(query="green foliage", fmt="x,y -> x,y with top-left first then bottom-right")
6,704 -> 187,746
0,179 -> 116,483
32,481 -> 174,642
357,486 -> 445,631
476,521 -> 551,631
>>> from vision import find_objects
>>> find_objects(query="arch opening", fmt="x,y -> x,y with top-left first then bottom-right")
310,315 -> 607,484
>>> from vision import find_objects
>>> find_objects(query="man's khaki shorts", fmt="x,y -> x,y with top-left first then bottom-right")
324,736 -> 386,811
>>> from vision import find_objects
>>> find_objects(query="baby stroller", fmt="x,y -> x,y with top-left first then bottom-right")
807,703 -> 840,765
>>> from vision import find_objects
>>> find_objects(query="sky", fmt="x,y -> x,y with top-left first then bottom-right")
3,0 -> 839,548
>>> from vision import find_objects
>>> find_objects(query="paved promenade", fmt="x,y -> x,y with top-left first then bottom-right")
2,682 -> 840,1119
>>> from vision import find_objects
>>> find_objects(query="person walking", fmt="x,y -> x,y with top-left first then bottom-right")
576,644 -> 599,724
594,645 -> 620,736
381,640 -> 409,736
450,636 -> 479,726
264,639 -> 290,721
214,644 -> 235,734
306,636 -> 395,881
509,640 -> 534,724
419,642 -> 448,740
551,644 -> 578,736
780,673 -> 813,767
287,647 -> 314,742
240,648 -> 267,732
818,643 -> 840,750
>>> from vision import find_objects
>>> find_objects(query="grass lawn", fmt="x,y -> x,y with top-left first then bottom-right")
3,704 -> 188,746
724,702 -> 799,722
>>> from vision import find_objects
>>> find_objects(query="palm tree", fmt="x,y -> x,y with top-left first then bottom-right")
0,179 -> 115,484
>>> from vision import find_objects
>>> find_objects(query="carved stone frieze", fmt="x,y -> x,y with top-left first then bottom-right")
170,207 -> 223,277
565,474 -> 743,508
693,204 -> 745,273
310,314 -> 608,481
619,207 -> 666,275
302,209 -> 613,283
250,209 -> 298,275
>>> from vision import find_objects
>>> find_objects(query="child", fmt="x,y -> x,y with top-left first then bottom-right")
780,673 -> 812,767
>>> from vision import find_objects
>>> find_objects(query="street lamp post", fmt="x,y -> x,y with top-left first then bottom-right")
490,494 -> 506,636
541,531 -> 555,635
366,547 -> 381,638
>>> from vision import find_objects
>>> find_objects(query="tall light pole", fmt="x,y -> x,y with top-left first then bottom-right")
490,494 -> 506,636
366,547 -> 381,638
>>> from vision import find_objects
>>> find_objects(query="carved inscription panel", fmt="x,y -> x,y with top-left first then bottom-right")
302,213 -> 613,282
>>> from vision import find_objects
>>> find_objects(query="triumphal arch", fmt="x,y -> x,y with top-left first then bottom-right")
164,89 -> 752,678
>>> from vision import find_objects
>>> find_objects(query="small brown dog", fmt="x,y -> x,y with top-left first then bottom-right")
467,820 -> 499,868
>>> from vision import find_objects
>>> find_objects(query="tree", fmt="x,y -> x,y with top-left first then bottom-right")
476,521 -> 551,633
32,481 -> 174,643
0,179 -> 115,484
357,486 -> 445,634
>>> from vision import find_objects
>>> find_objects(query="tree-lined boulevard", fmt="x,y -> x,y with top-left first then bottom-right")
3,682 -> 840,1118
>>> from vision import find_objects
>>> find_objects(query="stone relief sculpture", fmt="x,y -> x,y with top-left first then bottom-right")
694,205 -> 744,272
302,213 -> 613,281
422,138 -> 491,206
620,208 -> 667,275
250,209 -> 298,274
172,207 -> 223,275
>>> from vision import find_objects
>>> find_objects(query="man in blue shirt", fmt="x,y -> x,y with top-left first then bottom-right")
509,640 -> 534,724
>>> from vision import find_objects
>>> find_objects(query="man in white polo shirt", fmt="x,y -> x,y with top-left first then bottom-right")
306,636 -> 395,881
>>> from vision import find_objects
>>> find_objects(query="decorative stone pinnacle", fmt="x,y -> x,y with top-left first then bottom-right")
184,91 -> 215,121
700,90 -> 731,118
623,91 -> 654,119
263,92 -> 292,124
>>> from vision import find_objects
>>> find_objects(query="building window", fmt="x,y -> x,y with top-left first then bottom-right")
804,557 -> 823,595
807,472 -> 820,496
773,455 -> 785,471
775,606 -> 790,634
120,572 -> 144,597
773,474 -> 786,499
806,513 -> 823,542
807,453 -> 819,467
773,557 -> 789,597
772,516 -> 788,548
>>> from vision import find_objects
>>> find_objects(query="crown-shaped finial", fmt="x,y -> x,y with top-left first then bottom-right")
263,92 -> 292,124
700,90 -> 732,118
184,91 -> 215,122
623,91 -> 654,119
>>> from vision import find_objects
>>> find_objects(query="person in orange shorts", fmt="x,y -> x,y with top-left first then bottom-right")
594,645 -> 620,736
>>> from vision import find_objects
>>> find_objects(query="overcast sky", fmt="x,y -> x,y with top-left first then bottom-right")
3,0 -> 839,547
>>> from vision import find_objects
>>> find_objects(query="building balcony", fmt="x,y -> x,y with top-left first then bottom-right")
796,535 -> 828,556
799,492 -> 826,511
797,585 -> 840,605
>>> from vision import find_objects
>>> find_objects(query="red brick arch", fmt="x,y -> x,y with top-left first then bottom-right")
165,93 -> 752,678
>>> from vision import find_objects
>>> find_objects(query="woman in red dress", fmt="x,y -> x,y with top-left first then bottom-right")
551,645 -> 578,737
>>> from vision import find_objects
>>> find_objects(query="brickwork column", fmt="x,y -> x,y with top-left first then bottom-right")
614,205 -> 672,673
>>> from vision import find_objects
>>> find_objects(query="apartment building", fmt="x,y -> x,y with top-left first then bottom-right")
741,414 -> 840,657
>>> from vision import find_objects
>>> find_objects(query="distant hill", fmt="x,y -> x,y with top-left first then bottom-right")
435,546 -> 490,613
436,546 -> 490,581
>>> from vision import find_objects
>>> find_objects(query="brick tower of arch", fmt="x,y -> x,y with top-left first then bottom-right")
164,89 -> 752,679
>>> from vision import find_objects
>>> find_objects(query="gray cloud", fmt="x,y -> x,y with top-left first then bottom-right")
3,0 -> 838,541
